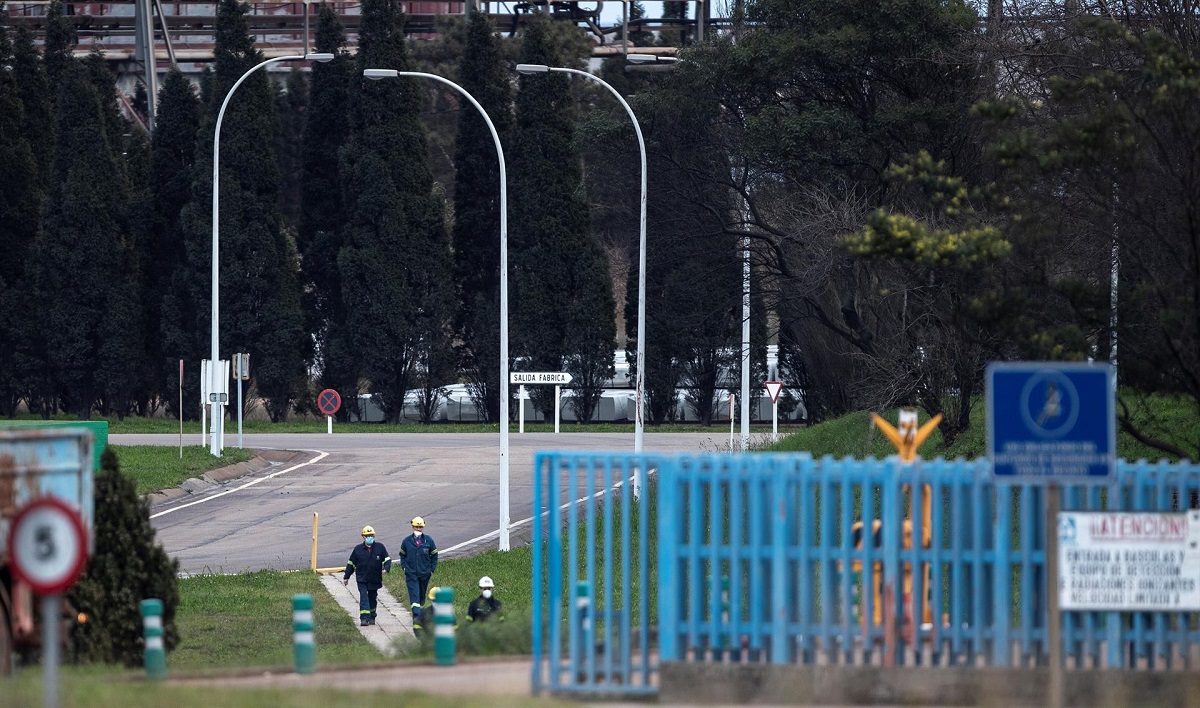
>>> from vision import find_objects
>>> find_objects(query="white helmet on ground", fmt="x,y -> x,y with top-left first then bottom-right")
478,576 -> 495,589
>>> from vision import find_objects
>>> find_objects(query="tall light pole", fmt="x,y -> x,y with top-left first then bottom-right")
515,61 -> 648,495
363,69 -> 512,551
210,52 -> 333,457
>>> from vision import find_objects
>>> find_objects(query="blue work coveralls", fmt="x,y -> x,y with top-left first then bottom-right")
398,532 -> 438,617
343,541 -> 391,623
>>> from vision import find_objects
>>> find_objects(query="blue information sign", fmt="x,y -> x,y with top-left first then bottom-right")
987,362 -> 1116,483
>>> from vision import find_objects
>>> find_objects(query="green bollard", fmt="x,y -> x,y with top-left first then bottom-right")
720,575 -> 730,652
434,587 -> 455,666
293,594 -> 315,674
140,598 -> 167,681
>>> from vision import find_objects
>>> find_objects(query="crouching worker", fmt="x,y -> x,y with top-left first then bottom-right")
413,586 -> 456,638
467,576 -> 503,623
343,525 -> 391,626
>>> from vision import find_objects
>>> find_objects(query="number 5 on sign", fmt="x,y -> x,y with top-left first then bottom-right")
8,497 -> 88,597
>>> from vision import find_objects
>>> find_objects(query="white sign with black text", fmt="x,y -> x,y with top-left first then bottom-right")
1058,511 -> 1200,611
510,372 -> 572,385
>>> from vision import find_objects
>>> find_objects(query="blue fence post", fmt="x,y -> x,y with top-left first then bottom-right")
658,459 -> 679,662
882,464 -> 901,666
993,484 -> 1012,666
140,598 -> 167,681
292,594 -> 314,674
531,453 -> 545,692
771,468 -> 788,663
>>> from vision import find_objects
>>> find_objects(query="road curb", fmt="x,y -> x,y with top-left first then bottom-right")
144,449 -> 314,507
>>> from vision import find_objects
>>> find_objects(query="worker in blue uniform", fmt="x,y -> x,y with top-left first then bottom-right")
343,525 -> 391,626
398,516 -> 438,623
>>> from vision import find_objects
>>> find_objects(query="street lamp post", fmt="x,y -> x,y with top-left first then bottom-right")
209,52 -> 333,457
363,68 -> 512,551
515,61 -> 648,496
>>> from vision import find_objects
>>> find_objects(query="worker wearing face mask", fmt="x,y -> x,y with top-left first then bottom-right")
398,516 -> 438,623
467,576 -> 503,623
343,525 -> 391,626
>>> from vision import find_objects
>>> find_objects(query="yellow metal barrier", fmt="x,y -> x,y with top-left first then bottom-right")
311,511 -> 347,574
847,408 -> 943,636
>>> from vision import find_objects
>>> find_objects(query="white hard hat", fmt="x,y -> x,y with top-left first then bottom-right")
478,576 -> 495,589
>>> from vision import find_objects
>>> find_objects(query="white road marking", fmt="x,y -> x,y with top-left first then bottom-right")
439,471 -> 650,557
150,450 -> 329,519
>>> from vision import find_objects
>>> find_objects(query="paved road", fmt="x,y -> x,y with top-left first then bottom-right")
118,432 -> 728,575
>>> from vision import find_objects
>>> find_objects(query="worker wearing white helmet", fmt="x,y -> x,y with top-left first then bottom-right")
343,524 -> 391,626
398,516 -> 438,623
467,575 -> 503,623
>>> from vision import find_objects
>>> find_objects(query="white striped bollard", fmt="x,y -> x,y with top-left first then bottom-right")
434,586 -> 455,666
293,594 -> 315,674
140,598 -> 167,681
575,580 -> 591,671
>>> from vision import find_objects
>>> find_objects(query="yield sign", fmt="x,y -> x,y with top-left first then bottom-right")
764,381 -> 784,404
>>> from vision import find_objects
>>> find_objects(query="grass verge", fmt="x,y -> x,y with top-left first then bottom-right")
113,445 -> 256,496
170,571 -> 382,670
768,391 -> 1197,462
384,546 -> 536,657
0,674 -> 559,708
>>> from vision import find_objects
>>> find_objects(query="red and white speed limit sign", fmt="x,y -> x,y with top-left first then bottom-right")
7,497 -> 88,596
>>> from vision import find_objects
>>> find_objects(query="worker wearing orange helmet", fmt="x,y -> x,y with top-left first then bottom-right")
343,524 -> 391,626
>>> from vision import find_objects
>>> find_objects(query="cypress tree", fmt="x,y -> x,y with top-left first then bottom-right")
68,449 -> 180,665
153,70 -> 202,417
510,17 -> 615,422
275,68 -> 308,230
300,4 -> 358,420
124,126 -> 156,417
11,26 -> 53,191
42,0 -> 76,93
661,1 -> 689,46
620,2 -> 653,46
339,0 -> 455,424
0,17 -> 41,417
184,0 -> 307,421
27,61 -> 140,419
453,11 -> 513,424
627,71 -> 741,426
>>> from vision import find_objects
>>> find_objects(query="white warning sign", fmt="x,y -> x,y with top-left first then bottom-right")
1058,511 -> 1200,611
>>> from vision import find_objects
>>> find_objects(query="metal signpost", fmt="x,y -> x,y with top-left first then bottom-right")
317,389 -> 341,434
8,497 -> 89,708
510,373 -> 573,434
202,360 -> 230,453
178,359 -> 184,458
764,381 -> 783,440
727,392 -> 736,452
234,353 -> 250,448
200,359 -> 209,446
986,361 -> 1116,708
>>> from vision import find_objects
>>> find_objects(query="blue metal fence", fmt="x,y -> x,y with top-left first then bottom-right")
531,452 -> 663,697
532,452 -> 1200,696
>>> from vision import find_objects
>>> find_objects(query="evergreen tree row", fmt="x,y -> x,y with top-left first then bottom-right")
0,2 -> 649,425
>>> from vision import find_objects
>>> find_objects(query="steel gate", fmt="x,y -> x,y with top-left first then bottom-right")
530,452 -> 661,697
